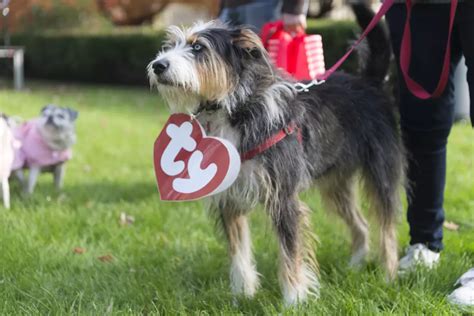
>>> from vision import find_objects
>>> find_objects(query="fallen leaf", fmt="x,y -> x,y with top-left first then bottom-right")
57,193 -> 67,203
98,254 -> 113,262
85,200 -> 94,209
444,221 -> 460,231
100,119 -> 108,128
119,212 -> 135,226
73,247 -> 86,254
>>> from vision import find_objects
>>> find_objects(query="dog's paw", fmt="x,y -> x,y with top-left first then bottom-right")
282,264 -> 320,306
230,261 -> 260,298
349,245 -> 369,269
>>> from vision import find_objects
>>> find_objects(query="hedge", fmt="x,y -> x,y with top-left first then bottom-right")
10,20 -> 359,85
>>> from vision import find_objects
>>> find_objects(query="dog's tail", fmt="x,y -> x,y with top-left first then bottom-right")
351,2 -> 391,84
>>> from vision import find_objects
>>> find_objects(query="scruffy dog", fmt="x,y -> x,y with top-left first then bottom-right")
12,105 -> 78,194
148,4 -> 405,305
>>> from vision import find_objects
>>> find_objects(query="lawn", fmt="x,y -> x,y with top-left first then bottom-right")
0,81 -> 472,315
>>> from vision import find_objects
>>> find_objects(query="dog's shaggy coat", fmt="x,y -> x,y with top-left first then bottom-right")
148,4 -> 405,305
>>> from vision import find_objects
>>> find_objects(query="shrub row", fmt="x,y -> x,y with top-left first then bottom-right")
11,32 -> 165,85
11,21 -> 358,85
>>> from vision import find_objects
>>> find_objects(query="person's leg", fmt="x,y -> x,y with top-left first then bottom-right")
386,4 -> 463,254
457,2 -> 474,126
447,2 -> 474,307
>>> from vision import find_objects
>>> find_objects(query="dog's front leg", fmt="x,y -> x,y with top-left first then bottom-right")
26,166 -> 41,194
53,163 -> 65,190
270,197 -> 319,306
15,169 -> 25,185
220,211 -> 259,298
1,177 -> 10,209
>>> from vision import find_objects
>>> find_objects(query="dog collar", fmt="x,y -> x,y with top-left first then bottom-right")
240,122 -> 302,161
193,101 -> 220,117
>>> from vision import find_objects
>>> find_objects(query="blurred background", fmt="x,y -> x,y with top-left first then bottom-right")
0,0 -> 470,119
0,0 -> 376,86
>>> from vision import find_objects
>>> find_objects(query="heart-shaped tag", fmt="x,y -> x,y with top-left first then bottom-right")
154,113 -> 241,201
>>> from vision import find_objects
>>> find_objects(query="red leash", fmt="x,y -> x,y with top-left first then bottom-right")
400,0 -> 458,99
318,0 -> 396,81
318,0 -> 458,99
243,0 -> 458,161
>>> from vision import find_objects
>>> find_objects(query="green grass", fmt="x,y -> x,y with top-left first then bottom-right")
0,81 -> 473,315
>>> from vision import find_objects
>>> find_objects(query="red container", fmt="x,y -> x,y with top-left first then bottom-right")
261,21 -> 293,70
261,21 -> 325,80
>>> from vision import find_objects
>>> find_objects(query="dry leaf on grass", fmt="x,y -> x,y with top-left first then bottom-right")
444,221 -> 460,231
57,193 -> 67,203
98,254 -> 114,262
119,212 -> 135,226
85,200 -> 94,209
73,247 -> 86,254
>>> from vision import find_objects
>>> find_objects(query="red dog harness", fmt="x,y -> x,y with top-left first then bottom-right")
240,122 -> 302,161
196,103 -> 303,162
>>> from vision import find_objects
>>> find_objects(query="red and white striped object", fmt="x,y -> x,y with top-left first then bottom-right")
267,35 -> 291,71
261,21 -> 326,81
292,34 -> 325,80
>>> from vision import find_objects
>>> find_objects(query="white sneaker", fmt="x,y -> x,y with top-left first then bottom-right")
447,268 -> 474,307
399,243 -> 440,271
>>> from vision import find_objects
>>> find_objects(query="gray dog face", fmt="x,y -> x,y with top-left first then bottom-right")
40,105 -> 78,130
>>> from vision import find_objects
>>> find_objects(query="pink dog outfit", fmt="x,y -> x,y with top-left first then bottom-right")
12,119 -> 72,170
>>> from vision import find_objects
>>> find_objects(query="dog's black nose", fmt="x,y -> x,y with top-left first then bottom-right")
152,60 -> 169,75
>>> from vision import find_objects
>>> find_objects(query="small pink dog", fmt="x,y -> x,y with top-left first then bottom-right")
12,119 -> 72,170
12,105 -> 78,194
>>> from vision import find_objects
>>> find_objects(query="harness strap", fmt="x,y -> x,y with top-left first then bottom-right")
240,122 -> 302,161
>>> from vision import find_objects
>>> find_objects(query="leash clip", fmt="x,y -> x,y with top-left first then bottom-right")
294,79 -> 326,93
283,126 -> 294,135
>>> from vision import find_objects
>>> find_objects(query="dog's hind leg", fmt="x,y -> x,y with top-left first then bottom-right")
364,171 -> 400,280
363,147 -> 404,280
270,196 -> 319,305
220,211 -> 259,298
319,173 -> 370,268
2,177 -> 10,209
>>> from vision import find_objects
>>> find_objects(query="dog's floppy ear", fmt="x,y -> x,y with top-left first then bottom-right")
41,104 -> 55,114
67,108 -> 79,121
231,26 -> 265,59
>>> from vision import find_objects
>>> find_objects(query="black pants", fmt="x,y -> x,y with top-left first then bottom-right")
386,3 -> 473,252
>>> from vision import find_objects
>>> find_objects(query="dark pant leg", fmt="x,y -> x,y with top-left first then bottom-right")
386,4 -> 463,252
457,2 -> 474,125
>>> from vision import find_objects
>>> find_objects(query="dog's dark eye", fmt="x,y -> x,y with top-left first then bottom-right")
57,114 -> 65,119
192,43 -> 203,52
